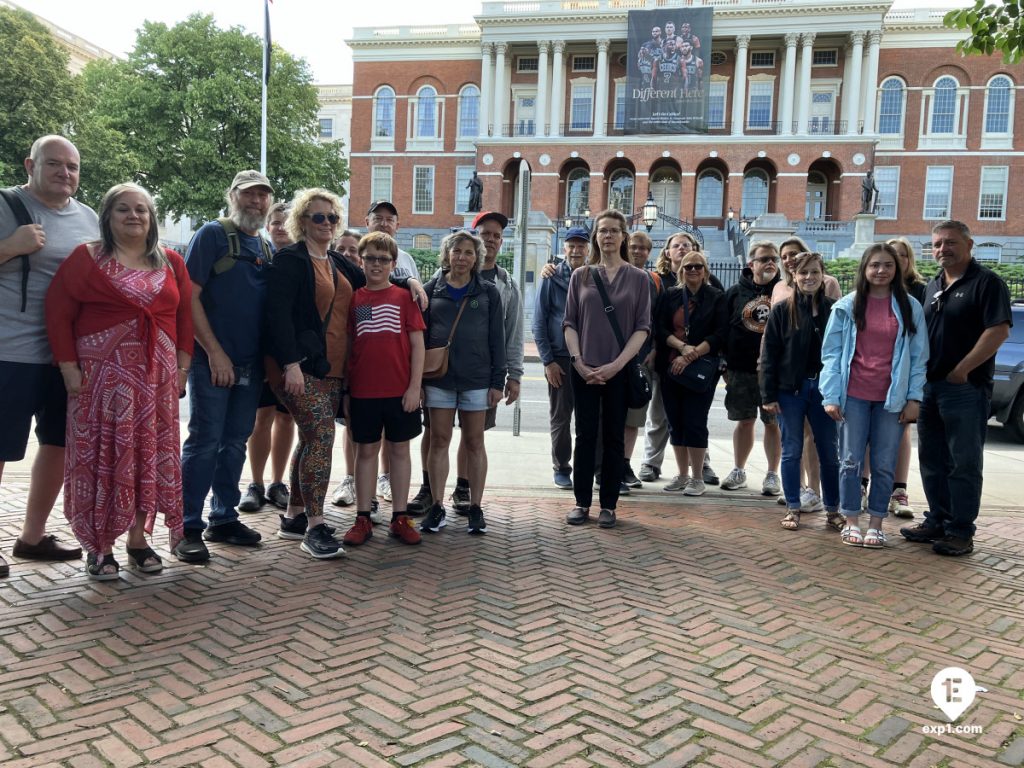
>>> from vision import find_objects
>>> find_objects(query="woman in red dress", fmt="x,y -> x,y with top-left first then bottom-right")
46,183 -> 193,580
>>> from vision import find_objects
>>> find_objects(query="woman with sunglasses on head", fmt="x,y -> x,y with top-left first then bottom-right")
761,251 -> 842,532
820,243 -> 927,548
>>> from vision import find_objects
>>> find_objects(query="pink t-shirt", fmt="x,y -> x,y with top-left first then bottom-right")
847,294 -> 898,402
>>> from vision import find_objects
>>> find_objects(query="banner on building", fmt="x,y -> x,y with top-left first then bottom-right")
625,8 -> 713,134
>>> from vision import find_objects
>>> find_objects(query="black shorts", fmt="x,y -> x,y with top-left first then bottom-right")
349,396 -> 422,444
0,361 -> 68,461
258,381 -> 289,414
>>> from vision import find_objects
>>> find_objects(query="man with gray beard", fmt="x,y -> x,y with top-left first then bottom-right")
175,171 -> 275,563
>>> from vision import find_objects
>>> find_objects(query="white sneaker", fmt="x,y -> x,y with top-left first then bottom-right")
683,478 -> 706,496
369,499 -> 384,525
377,473 -> 392,502
663,475 -> 689,492
331,475 -> 355,506
888,489 -> 914,518
720,468 -> 747,491
761,471 -> 782,496
799,487 -> 824,512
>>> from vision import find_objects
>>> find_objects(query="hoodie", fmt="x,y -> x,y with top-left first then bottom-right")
723,267 -> 779,373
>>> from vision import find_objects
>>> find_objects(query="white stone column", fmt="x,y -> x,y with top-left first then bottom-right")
731,34 -> 750,136
843,31 -> 864,135
493,42 -> 508,137
537,40 -> 550,136
859,30 -> 882,134
479,43 -> 493,138
594,38 -> 610,137
551,40 -> 566,137
796,32 -> 816,134
780,33 -> 799,136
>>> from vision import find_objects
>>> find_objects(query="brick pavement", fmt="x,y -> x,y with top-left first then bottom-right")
2,479 -> 1024,767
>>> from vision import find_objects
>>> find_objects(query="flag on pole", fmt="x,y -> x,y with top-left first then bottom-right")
263,0 -> 272,84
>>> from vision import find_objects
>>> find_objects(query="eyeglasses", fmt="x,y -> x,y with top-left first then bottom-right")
682,264 -> 705,272
370,215 -> 397,225
450,227 -> 478,235
930,290 -> 946,314
306,212 -> 340,225
596,228 -> 622,236
752,257 -> 778,265
363,255 -> 393,265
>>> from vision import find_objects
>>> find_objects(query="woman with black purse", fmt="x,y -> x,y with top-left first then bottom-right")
656,249 -> 727,497
264,188 -> 351,560
562,209 -> 651,529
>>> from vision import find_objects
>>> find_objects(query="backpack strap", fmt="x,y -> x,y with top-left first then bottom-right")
0,188 -> 35,313
211,216 -> 273,274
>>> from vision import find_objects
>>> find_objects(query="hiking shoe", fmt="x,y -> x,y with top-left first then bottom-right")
377,474 -> 392,502
331,476 -> 355,506
618,481 -> 631,496
761,471 -> 782,496
597,509 -> 617,528
369,499 -> 383,525
467,504 -> 487,535
683,478 -> 706,496
888,489 -> 914,518
203,520 -> 261,546
663,475 -> 688,492
702,461 -> 719,486
407,484 -> 433,516
623,463 -> 642,489
266,482 -> 290,509
420,503 -> 447,533
933,535 -> 973,557
451,485 -> 471,514
566,507 -> 589,525
277,513 -> 308,541
172,529 -> 209,563
553,470 -> 572,489
238,483 -> 266,512
389,515 -> 421,545
720,468 -> 747,491
343,515 -> 373,546
301,523 -> 343,559
799,488 -> 824,513
901,522 -> 944,543
638,464 -> 660,482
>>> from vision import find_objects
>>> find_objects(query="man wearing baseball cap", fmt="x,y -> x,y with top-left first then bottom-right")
364,200 -> 427,307
176,170 -> 275,563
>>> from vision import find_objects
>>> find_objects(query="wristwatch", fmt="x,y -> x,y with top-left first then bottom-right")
570,355 -> 578,364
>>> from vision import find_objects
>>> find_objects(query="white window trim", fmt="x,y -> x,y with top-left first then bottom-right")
709,75 -> 729,130
517,55 -> 539,73
876,77 -> 907,150
746,74 -> 776,131
749,50 -> 776,68
981,76 -> 1015,150
812,48 -> 838,67
371,165 -> 393,204
874,166 -> 900,220
918,79 -> 968,150
456,84 -> 480,149
977,165 -> 1009,221
569,76 -> 595,132
922,165 -> 954,221
613,78 -> 626,130
408,88 -> 444,151
454,165 -> 475,214
412,165 -> 435,215
511,84 -> 538,137
809,79 -> 841,134
371,87 -> 396,151
572,54 -> 596,73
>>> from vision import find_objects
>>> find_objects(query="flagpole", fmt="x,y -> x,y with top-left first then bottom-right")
260,0 -> 269,174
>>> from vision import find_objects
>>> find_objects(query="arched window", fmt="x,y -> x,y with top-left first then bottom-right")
741,170 -> 769,218
985,75 -> 1013,134
565,168 -> 590,218
930,76 -> 958,134
608,170 -> 634,215
459,85 -> 480,138
416,85 -> 438,138
373,86 -> 395,139
695,170 -> 723,218
878,77 -> 905,135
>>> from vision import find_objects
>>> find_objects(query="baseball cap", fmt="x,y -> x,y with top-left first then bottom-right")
367,200 -> 398,217
565,226 -> 590,242
471,210 -> 509,230
231,170 -> 274,192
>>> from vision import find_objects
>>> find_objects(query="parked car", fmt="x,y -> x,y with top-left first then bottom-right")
991,303 -> 1024,442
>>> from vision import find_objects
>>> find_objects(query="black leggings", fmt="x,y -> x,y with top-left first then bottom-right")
570,367 -> 628,510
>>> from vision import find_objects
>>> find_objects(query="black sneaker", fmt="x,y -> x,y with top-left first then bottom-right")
203,520 -> 262,546
238,483 -> 266,512
266,482 -> 290,510
900,522 -> 944,543
933,535 -> 974,557
702,462 -> 719,486
420,503 -> 447,533
407,484 -> 433,516
467,504 -> 487,535
277,513 -> 308,541
451,485 -> 471,515
300,523 -> 344,559
623,463 -> 642,489
173,529 -> 210,563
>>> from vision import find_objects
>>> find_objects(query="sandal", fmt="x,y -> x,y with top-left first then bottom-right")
86,553 -> 120,581
126,546 -> 163,573
863,528 -> 886,549
825,510 -> 846,532
780,511 -> 800,530
841,525 -> 864,546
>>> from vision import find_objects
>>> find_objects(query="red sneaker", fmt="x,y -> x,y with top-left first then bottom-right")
342,515 -> 373,546
389,515 -> 422,545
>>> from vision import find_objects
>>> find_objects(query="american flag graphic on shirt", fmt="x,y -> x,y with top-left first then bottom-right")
354,303 -> 402,336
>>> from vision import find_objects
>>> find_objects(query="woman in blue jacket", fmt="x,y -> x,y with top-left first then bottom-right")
820,243 -> 928,549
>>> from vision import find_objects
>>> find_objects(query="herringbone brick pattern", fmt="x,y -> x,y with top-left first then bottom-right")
2,479 -> 1023,767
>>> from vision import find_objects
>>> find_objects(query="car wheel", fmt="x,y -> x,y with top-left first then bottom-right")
1007,392 -> 1024,443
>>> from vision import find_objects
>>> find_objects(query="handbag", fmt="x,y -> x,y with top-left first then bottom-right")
422,294 -> 470,380
668,287 -> 720,393
590,268 -> 652,409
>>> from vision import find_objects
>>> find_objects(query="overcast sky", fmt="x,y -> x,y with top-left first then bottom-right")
14,0 -> 956,84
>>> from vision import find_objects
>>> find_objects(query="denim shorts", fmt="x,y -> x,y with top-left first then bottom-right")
424,386 -> 490,411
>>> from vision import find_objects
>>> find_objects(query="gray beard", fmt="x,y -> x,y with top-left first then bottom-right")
230,208 -> 265,233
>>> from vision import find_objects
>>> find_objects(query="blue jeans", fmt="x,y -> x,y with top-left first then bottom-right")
777,378 -> 839,510
918,380 -> 989,539
180,357 -> 264,530
839,396 -> 905,518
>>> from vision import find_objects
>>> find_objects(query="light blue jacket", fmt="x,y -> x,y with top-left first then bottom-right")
820,292 -> 929,413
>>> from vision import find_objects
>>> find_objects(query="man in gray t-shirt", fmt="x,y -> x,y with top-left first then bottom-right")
0,135 -> 99,575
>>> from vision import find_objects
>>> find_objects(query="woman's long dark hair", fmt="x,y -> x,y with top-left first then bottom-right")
852,243 -> 916,336
786,251 -> 826,331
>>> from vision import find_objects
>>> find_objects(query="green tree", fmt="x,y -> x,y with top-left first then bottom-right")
0,7 -> 78,187
945,0 -> 1024,63
76,13 -> 347,221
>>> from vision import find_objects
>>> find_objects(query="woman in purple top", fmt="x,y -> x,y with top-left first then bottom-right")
562,210 -> 651,529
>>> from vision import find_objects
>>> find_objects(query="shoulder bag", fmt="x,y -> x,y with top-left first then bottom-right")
590,268 -> 651,409
669,288 -> 721,393
422,294 -> 470,380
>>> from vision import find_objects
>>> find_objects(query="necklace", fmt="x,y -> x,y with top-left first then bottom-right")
309,253 -> 328,261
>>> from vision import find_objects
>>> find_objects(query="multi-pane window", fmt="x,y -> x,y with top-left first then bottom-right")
570,85 -> 593,130
985,76 -> 1012,134
923,166 -> 953,219
459,85 -> 480,137
708,82 -> 727,129
614,82 -> 625,129
572,55 -> 595,72
812,49 -> 837,66
975,243 -> 1002,261
416,86 -> 439,138
873,167 -> 900,219
695,170 -> 724,217
413,166 -> 435,214
930,77 -> 957,134
978,166 -> 1009,220
319,118 -> 333,139
750,51 -> 775,68
455,166 -> 475,213
747,81 -> 774,129
710,50 -> 727,66
565,168 -> 590,217
608,170 -> 634,214
374,86 -> 395,138
817,241 -> 836,260
878,78 -> 905,135
741,170 -> 769,218
517,56 -> 538,73
371,166 -> 393,203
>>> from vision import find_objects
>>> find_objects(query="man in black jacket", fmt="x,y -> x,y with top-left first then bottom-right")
720,241 -> 782,496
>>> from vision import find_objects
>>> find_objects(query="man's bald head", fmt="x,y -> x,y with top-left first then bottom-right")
25,135 -> 81,208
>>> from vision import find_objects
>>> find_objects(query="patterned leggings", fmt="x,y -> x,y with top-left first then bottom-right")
270,375 -> 342,519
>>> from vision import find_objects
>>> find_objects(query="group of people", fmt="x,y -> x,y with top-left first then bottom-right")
0,134 -> 1012,581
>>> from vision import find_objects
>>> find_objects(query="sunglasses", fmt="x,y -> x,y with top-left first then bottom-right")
450,227 -> 478,235
752,257 -> 778,265
306,212 -> 340,225
363,255 -> 393,265
682,264 -> 705,272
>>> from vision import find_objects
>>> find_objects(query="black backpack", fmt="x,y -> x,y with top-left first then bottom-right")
0,187 -> 34,312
